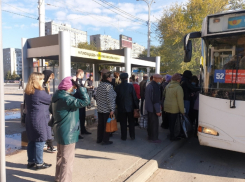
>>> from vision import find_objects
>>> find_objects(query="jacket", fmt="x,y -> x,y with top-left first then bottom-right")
25,89 -> 52,142
50,87 -> 90,145
145,81 -> 161,113
132,82 -> 141,100
163,80 -> 185,114
139,80 -> 147,99
84,79 -> 93,90
96,81 -> 117,113
115,80 -> 139,113
181,77 -> 200,101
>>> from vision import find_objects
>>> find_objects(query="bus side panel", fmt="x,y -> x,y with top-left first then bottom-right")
198,94 -> 245,153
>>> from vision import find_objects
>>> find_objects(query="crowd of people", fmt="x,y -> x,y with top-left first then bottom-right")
23,68 -> 200,182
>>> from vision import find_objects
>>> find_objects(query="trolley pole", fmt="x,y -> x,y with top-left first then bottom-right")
0,0 -> 6,181
38,0 -> 45,68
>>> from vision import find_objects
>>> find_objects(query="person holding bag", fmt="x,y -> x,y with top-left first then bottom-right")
96,72 -> 116,145
163,73 -> 185,141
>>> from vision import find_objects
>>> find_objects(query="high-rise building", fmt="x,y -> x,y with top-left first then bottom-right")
90,34 -> 145,58
3,48 -> 22,76
90,34 -> 120,51
45,21 -> 87,47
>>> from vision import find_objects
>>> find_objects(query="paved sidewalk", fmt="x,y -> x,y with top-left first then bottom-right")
5,120 -> 173,182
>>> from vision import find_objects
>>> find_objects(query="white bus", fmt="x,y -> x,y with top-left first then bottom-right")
184,10 -> 245,153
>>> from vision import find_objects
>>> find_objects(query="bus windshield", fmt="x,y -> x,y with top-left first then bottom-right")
201,33 -> 245,101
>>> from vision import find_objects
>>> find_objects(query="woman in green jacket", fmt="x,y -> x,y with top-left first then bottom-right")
163,73 -> 185,141
50,76 -> 90,182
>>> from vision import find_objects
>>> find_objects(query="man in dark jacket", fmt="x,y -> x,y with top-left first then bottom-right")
76,69 -> 91,138
115,73 -> 139,140
181,70 -> 200,115
139,74 -> 148,115
145,74 -> 162,143
85,74 -> 94,109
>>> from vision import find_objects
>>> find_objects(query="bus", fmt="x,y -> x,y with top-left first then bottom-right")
184,10 -> 245,153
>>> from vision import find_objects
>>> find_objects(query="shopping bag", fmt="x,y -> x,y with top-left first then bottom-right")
134,109 -> 140,118
179,114 -> 192,138
139,115 -> 148,129
106,115 -> 118,132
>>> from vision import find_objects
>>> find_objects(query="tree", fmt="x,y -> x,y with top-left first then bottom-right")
11,71 -> 19,80
229,0 -> 245,9
156,0 -> 244,76
5,71 -> 11,80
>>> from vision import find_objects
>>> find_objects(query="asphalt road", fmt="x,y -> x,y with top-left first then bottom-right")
147,137 -> 245,182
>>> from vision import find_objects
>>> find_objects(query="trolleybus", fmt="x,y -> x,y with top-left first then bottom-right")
184,10 -> 245,153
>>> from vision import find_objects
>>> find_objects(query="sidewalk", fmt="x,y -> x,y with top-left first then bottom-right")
5,119 -> 173,182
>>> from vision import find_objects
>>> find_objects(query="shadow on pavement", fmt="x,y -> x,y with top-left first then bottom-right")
75,154 -> 115,160
6,162 -> 54,182
158,137 -> 245,180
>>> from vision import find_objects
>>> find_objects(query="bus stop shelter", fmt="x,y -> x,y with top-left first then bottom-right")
21,31 -> 160,88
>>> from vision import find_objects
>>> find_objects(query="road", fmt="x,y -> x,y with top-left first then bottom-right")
147,137 -> 245,182
4,83 -> 23,110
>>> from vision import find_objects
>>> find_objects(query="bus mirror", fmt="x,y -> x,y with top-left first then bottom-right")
184,40 -> 192,63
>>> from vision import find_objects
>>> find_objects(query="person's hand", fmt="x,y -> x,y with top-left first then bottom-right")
156,113 -> 161,117
110,111 -> 114,118
71,79 -> 79,89
72,76 -> 77,81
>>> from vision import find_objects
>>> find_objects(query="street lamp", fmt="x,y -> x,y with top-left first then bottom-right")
136,0 -> 155,57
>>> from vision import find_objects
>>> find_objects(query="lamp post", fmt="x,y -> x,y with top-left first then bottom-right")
0,1 -> 6,181
136,0 -> 155,57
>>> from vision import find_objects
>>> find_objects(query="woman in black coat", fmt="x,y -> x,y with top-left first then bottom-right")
42,70 -> 57,153
25,72 -> 52,170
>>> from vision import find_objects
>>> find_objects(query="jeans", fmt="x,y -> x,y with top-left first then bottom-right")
184,100 -> 190,115
27,141 -> 45,164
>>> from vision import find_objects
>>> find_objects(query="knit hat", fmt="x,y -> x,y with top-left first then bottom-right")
183,70 -> 193,79
120,73 -> 128,80
171,73 -> 182,81
165,74 -> 172,82
58,76 -> 73,91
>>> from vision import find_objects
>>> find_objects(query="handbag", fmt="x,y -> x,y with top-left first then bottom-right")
106,115 -> 118,133
134,109 -> 140,118
21,99 -> 26,124
48,116 -> 55,127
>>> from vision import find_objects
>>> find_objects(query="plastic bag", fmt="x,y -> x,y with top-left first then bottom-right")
179,114 -> 192,138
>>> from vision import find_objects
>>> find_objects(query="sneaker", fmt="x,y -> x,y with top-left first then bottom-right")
47,147 -> 57,153
36,162 -> 52,170
43,144 -> 47,149
27,163 -> 35,169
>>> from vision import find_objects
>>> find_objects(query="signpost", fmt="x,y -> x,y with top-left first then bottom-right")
120,35 -> 132,49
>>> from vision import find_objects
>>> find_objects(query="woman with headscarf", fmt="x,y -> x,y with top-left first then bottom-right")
42,70 -> 57,153
50,77 -> 90,182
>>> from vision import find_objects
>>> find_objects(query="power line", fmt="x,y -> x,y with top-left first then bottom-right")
2,1 -> 37,16
91,0 -> 147,26
95,0 -> 146,23
2,10 -> 38,20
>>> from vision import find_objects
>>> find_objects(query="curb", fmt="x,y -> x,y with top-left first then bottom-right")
125,139 -> 187,182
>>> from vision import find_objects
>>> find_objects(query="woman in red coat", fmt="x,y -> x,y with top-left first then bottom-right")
132,75 -> 140,126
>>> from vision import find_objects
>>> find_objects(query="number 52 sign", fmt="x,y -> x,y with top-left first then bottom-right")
214,70 -> 226,83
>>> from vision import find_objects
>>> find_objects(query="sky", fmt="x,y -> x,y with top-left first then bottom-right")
2,0 -> 186,49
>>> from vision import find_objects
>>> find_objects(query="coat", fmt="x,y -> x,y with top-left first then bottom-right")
50,87 -> 90,145
25,89 -> 52,142
115,80 -> 139,113
181,77 -> 200,101
132,82 -> 141,100
139,80 -> 147,99
163,80 -> 185,114
145,81 -> 161,113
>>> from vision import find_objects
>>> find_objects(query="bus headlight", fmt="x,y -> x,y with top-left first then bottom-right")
198,126 -> 219,136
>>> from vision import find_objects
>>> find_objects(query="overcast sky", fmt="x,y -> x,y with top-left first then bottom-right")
2,0 -> 186,49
